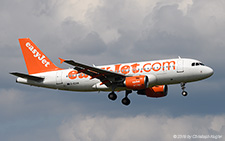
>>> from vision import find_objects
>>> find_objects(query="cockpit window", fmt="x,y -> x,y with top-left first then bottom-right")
199,63 -> 205,66
192,62 -> 205,66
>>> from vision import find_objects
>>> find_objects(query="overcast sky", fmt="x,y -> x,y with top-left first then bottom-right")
1,0 -> 225,140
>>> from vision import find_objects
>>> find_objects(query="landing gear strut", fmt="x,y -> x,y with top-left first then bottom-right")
181,82 -> 188,96
121,90 -> 132,106
108,85 -> 117,101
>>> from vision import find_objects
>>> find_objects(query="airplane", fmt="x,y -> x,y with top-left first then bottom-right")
10,38 -> 214,106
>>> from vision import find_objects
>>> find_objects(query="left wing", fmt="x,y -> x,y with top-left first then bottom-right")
60,58 -> 125,87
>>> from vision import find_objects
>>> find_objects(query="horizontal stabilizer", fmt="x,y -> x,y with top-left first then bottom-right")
10,72 -> 44,82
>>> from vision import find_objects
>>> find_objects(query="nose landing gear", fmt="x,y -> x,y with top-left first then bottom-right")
182,91 -> 188,96
181,82 -> 188,96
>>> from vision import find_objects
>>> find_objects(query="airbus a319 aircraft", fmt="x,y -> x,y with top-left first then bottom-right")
10,38 -> 214,106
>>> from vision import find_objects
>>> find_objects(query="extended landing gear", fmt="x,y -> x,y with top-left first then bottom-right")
121,90 -> 132,106
108,85 -> 117,101
181,82 -> 188,96
122,97 -> 130,106
108,90 -> 132,106
182,91 -> 188,96
108,92 -> 117,101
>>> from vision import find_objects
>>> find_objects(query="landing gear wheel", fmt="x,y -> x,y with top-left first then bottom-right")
121,90 -> 132,106
182,91 -> 188,96
122,97 -> 130,106
180,82 -> 188,97
108,92 -> 117,101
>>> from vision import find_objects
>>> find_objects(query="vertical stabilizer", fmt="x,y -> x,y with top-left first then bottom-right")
18,38 -> 61,74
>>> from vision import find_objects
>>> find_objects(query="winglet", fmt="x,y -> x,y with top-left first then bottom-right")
59,58 -> 65,64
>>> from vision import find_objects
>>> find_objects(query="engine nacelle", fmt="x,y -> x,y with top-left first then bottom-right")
137,85 -> 168,98
124,75 -> 148,90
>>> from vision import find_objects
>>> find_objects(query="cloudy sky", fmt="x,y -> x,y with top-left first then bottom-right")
1,0 -> 225,140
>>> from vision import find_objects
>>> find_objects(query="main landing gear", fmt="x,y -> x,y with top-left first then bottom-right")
181,82 -> 188,96
121,90 -> 132,106
108,92 -> 117,101
108,90 -> 132,106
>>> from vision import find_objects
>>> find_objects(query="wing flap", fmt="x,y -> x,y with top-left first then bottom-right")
10,72 -> 44,82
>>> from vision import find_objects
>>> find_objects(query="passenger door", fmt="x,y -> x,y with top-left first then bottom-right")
177,58 -> 184,73
56,71 -> 63,84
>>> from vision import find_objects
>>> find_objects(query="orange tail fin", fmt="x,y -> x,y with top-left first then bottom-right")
19,38 -> 61,74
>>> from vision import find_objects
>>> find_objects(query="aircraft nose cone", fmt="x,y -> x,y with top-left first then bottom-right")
204,67 -> 214,77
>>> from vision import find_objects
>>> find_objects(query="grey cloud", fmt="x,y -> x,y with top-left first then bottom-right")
61,17 -> 87,42
58,114 -> 225,141
67,32 -> 107,56
32,0 -> 59,17
132,4 -> 200,57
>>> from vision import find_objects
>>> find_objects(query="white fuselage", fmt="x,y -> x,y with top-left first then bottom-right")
16,58 -> 213,92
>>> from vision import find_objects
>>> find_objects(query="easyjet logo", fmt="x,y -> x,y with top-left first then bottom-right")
67,61 -> 176,80
102,61 -> 176,74
26,42 -> 50,67
67,70 -> 88,79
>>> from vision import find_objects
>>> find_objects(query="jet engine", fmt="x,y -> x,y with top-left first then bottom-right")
137,85 -> 168,98
124,75 -> 148,90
